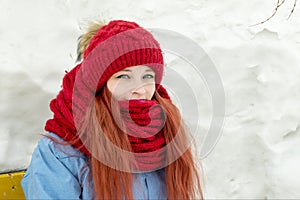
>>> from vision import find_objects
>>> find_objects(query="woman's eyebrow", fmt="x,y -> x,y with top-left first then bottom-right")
145,69 -> 155,72
119,69 -> 132,72
118,69 -> 154,73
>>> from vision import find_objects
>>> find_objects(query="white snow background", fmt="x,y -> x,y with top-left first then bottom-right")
1,0 -> 300,199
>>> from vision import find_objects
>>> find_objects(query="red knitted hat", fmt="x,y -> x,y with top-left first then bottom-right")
82,20 -> 165,93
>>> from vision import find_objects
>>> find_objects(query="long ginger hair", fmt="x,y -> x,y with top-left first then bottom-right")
78,85 -> 204,199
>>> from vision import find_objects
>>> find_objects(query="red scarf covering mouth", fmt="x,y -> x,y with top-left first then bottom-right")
46,97 -> 167,172
119,100 -> 166,153
118,99 -> 166,171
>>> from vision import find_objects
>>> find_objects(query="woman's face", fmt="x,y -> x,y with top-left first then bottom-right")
107,65 -> 156,100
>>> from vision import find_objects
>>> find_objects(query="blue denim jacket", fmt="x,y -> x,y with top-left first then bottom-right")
21,133 -> 167,199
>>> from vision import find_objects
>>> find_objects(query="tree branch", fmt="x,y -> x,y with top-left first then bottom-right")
250,0 -> 297,26
251,0 -> 285,26
287,0 -> 298,19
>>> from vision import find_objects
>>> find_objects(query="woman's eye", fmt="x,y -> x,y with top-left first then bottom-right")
116,74 -> 130,79
143,74 -> 154,79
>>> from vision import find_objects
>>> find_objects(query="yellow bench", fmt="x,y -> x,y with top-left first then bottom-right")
0,170 -> 26,200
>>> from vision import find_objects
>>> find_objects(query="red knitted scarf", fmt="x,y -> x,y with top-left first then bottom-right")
118,99 -> 166,171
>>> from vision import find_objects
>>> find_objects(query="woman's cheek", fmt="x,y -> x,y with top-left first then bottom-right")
112,84 -> 131,100
146,84 -> 156,99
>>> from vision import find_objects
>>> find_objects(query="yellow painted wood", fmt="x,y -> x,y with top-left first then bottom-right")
0,171 -> 26,200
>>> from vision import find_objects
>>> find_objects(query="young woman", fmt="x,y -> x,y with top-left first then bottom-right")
21,20 -> 203,199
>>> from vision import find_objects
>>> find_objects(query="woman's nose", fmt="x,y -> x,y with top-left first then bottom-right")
131,85 -> 146,95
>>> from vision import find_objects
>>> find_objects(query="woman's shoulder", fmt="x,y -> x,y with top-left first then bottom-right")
22,133 -> 93,199
37,132 -> 87,161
